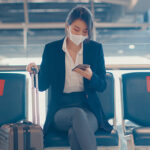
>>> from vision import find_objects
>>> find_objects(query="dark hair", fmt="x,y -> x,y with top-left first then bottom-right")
65,5 -> 94,40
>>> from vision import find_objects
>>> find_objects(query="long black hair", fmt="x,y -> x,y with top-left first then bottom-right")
65,5 -> 94,40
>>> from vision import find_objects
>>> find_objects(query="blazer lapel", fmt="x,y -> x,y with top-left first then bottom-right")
83,42 -> 88,65
83,41 -> 91,65
57,39 -> 65,91
83,41 -> 89,90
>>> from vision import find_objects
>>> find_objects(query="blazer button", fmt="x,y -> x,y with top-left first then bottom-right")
85,94 -> 88,99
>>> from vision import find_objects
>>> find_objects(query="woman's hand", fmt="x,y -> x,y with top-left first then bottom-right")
74,67 -> 93,80
26,62 -> 39,74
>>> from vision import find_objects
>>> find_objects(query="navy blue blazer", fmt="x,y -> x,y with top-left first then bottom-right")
38,38 -> 113,136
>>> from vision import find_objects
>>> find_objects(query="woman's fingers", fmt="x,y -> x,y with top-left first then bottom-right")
74,68 -> 92,80
26,63 -> 39,73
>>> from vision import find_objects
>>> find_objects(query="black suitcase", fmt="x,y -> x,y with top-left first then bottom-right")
0,70 -> 43,150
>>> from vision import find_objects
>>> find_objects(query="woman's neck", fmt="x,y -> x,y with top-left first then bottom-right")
66,37 -> 81,53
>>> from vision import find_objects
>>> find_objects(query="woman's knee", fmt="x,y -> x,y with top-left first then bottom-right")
68,127 -> 74,138
72,108 -> 88,122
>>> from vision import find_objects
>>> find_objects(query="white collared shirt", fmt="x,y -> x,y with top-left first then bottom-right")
62,37 -> 84,93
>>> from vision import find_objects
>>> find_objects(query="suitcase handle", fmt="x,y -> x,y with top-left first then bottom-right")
31,69 -> 40,125
31,67 -> 38,74
21,120 -> 33,125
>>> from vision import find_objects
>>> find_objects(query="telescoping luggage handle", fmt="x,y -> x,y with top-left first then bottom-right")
31,67 -> 40,125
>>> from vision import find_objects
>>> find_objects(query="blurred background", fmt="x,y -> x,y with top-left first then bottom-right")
0,0 -> 150,66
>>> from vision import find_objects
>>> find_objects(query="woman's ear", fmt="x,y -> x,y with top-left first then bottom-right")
65,24 -> 70,36
65,23 -> 69,35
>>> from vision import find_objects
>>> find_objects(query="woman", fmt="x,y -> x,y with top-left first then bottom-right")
27,6 -> 113,150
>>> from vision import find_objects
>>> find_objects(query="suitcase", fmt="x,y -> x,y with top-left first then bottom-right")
0,122 -> 43,150
0,68 -> 43,150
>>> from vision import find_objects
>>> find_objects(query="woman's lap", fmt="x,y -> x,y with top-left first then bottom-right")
54,107 -> 98,133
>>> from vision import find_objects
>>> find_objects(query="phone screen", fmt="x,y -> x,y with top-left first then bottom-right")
72,64 -> 90,71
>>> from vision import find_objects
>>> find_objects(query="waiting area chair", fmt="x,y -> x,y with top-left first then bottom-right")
44,72 -> 120,150
0,73 -> 26,126
121,72 -> 150,150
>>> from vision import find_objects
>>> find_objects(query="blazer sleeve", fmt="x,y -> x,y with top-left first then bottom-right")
38,44 -> 52,91
87,43 -> 107,92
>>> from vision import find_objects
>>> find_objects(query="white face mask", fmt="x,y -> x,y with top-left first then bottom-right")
68,27 -> 88,46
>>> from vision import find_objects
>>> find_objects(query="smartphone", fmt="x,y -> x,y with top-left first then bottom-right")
72,64 -> 90,71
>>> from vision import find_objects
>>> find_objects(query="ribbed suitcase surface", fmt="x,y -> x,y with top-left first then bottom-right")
0,122 -> 43,150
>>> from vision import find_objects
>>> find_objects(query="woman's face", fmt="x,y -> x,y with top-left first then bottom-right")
68,19 -> 88,37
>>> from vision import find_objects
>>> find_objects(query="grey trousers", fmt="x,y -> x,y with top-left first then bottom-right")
54,107 -> 98,150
